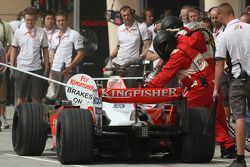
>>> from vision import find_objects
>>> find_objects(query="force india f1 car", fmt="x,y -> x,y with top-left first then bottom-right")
11,74 -> 216,164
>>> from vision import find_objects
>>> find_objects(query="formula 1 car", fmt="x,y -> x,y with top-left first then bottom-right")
11,74 -> 216,164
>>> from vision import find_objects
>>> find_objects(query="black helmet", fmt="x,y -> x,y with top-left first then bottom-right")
153,30 -> 177,61
161,16 -> 183,30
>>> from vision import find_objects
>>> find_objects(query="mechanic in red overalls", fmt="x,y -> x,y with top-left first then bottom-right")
176,23 -> 237,158
147,29 -> 236,158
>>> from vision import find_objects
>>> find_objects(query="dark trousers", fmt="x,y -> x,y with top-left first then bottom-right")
113,63 -> 143,88
51,70 -> 73,101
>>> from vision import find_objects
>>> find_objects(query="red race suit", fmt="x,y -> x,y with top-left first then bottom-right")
148,33 -> 234,149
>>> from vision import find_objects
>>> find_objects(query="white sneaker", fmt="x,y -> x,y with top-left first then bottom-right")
245,138 -> 250,152
1,118 -> 10,129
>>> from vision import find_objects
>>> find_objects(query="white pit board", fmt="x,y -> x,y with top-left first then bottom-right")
65,74 -> 97,109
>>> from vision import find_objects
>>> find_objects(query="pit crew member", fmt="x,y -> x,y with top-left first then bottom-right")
146,28 -> 235,159
213,3 -> 250,166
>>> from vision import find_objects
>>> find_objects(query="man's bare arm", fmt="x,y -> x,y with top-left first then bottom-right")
10,46 -> 17,66
43,48 -> 50,71
213,59 -> 225,98
63,49 -> 84,75
145,50 -> 159,61
141,40 -> 151,59
110,46 -> 119,59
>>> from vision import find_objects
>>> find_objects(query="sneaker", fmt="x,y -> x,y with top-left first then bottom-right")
1,118 -> 10,129
221,145 -> 237,159
228,159 -> 246,167
245,138 -> 250,152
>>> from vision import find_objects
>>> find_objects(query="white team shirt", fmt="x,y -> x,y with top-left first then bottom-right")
148,44 -> 161,68
212,25 -> 224,45
114,21 -> 151,66
45,28 -> 58,62
9,20 -> 21,33
215,19 -> 250,78
148,23 -> 156,39
9,19 -> 24,33
51,27 -> 83,72
147,23 -> 160,68
12,25 -> 48,71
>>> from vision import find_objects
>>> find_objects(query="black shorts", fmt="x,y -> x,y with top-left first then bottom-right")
220,73 -> 231,107
51,70 -> 72,101
230,77 -> 250,120
15,69 -> 43,99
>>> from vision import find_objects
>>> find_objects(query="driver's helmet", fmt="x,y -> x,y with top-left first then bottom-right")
160,16 -> 183,31
153,30 -> 177,61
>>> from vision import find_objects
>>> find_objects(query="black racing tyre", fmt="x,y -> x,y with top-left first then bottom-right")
12,103 -> 48,156
56,109 -> 94,164
180,107 -> 215,163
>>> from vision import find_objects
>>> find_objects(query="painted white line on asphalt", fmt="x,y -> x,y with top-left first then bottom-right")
212,159 -> 230,163
4,153 -> 60,164
4,154 -> 250,166
212,158 -> 250,166
3,154 -> 87,167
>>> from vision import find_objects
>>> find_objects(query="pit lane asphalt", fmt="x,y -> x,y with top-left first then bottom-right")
1,106 -> 250,167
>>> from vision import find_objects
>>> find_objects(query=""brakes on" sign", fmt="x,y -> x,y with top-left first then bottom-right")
65,74 -> 97,109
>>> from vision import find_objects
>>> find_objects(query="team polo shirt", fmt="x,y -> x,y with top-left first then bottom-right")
9,20 -> 21,33
212,25 -> 224,45
51,27 -> 83,72
114,21 -> 151,66
148,23 -> 156,39
46,28 -> 57,51
45,28 -> 58,61
215,19 -> 250,78
12,26 -> 48,71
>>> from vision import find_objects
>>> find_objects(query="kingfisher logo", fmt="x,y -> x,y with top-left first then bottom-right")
99,88 -> 177,97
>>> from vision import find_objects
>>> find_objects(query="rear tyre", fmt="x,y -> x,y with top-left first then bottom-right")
56,109 -> 94,164
180,107 -> 215,163
12,103 -> 48,155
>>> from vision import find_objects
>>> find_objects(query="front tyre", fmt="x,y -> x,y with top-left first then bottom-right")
12,103 -> 48,156
56,109 -> 94,164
